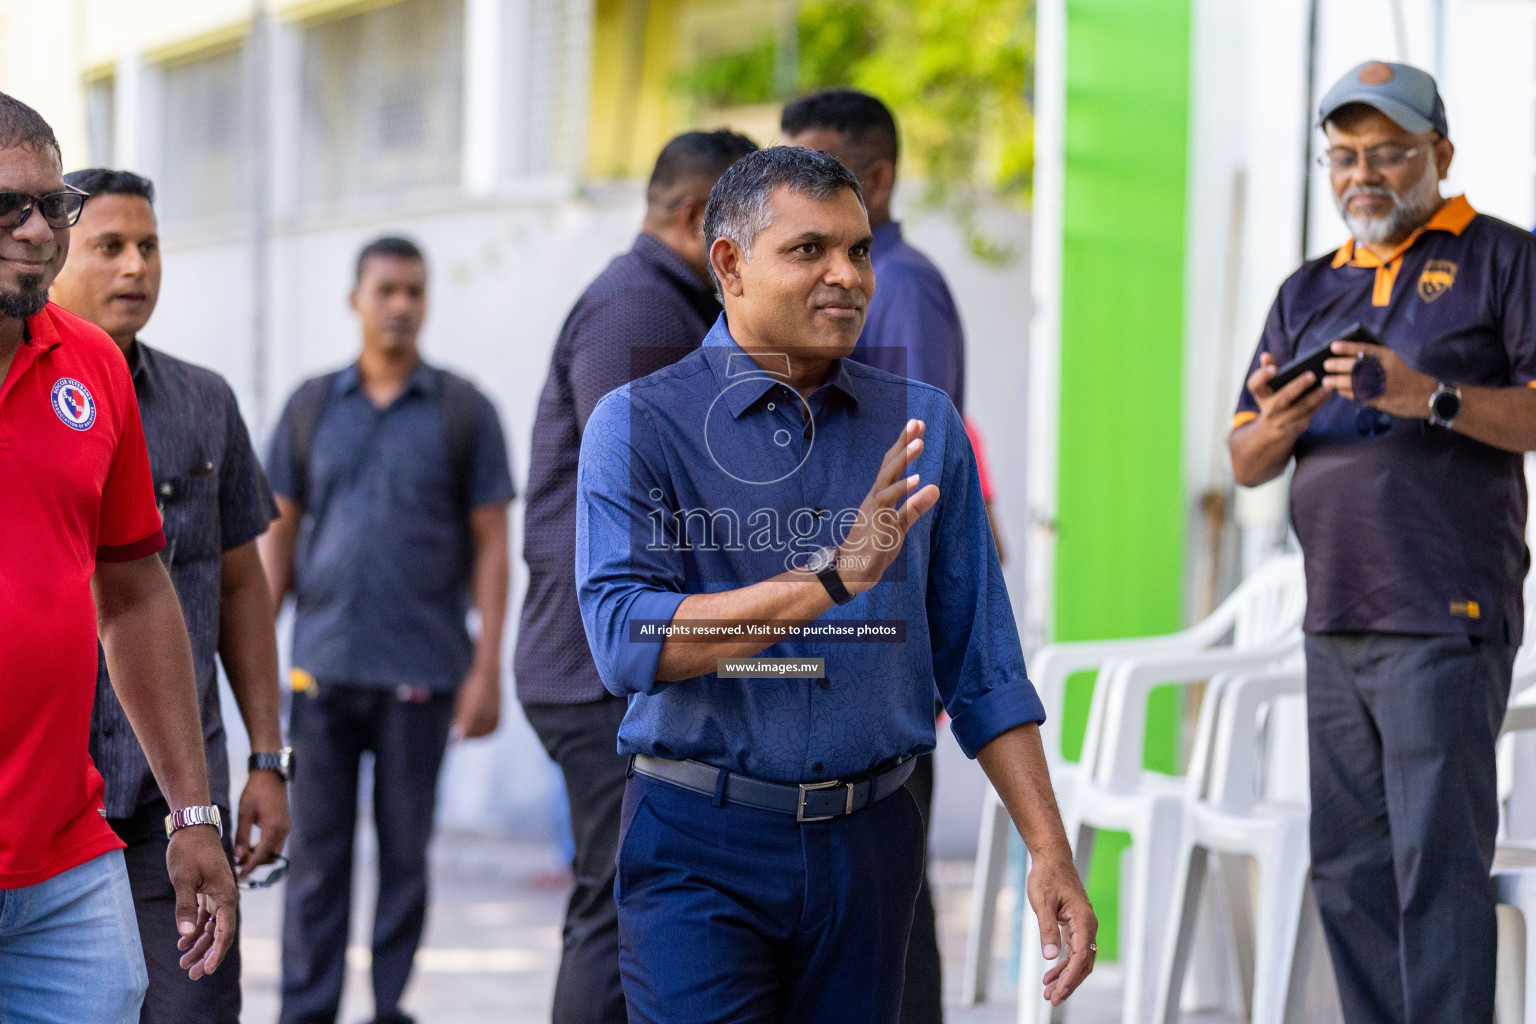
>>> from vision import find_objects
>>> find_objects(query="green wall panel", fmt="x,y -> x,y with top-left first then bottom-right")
1053,0 -> 1190,960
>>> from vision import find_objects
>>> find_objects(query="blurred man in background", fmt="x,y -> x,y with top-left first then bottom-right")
261,237 -> 515,1024
51,167 -> 290,1024
783,88 -> 966,1023
516,128 -> 757,1024
1231,62 -> 1536,1023
0,91 -> 236,1022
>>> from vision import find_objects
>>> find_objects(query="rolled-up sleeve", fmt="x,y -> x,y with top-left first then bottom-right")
925,403 -> 1044,757
576,388 -> 688,696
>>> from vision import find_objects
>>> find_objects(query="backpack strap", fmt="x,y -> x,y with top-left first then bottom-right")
435,368 -> 483,519
285,370 -> 345,510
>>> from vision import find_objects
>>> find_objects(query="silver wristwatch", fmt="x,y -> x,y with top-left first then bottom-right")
1427,381 -> 1462,428
164,805 -> 223,839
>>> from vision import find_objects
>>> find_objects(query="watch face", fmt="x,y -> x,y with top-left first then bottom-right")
1433,388 -> 1461,422
807,546 -> 834,573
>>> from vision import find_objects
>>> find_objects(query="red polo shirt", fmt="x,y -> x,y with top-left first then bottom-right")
0,303 -> 165,888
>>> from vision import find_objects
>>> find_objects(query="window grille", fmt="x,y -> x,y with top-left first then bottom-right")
158,46 -> 252,222
298,0 -> 465,204
509,0 -> 590,178
85,76 -> 115,167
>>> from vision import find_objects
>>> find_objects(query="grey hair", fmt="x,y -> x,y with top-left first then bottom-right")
702,146 -> 865,293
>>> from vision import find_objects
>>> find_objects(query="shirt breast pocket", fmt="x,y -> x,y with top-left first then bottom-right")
155,460 -> 220,569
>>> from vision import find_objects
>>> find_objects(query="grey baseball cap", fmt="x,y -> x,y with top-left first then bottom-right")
1317,60 -> 1448,136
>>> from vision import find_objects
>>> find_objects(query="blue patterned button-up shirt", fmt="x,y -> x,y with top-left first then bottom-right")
576,315 -> 1042,783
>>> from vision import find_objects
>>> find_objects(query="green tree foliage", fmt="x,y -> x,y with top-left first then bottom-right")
670,0 -> 1033,260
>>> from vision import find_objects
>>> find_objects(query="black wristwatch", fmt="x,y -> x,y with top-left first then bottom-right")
249,747 -> 294,783
1428,381 -> 1462,428
807,546 -> 855,605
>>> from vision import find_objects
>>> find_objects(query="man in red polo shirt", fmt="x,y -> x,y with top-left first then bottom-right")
0,93 -> 236,1023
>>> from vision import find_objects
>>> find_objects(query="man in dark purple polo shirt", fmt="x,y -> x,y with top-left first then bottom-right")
515,128 -> 757,1024
1232,62 -> 1536,1022
784,89 -> 966,1024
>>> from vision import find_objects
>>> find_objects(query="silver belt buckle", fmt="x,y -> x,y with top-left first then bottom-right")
796,779 -> 856,822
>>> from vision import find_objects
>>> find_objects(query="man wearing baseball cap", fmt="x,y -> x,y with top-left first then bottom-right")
1230,61 -> 1536,1022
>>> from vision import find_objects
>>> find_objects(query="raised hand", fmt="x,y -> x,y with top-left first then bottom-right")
833,418 -> 941,595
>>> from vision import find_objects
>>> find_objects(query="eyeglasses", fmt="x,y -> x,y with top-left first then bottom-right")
0,186 -> 88,230
1316,144 -> 1433,174
238,854 -> 291,891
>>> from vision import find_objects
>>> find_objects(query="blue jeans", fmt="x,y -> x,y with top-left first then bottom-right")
0,850 -> 147,1024
616,769 -> 926,1024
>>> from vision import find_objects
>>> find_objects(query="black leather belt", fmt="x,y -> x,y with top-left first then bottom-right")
631,753 -> 916,823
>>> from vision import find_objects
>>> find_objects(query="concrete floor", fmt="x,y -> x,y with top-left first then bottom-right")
233,827 -> 1172,1024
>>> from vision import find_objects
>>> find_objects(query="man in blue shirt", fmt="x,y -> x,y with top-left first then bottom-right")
783,88 -> 968,1023
261,237 -> 515,1024
518,129 -> 756,1024
576,146 -> 1094,1023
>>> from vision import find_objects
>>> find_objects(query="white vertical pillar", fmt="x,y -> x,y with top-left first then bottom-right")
1023,0 -> 1064,652
113,51 -> 142,171
462,0 -> 503,195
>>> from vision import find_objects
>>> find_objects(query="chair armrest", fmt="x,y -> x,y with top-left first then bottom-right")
1088,635 -> 1304,788
1031,633 -> 1206,737
1207,669 -> 1307,812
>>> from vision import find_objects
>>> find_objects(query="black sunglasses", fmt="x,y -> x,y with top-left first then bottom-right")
238,854 -> 291,891
0,186 -> 88,231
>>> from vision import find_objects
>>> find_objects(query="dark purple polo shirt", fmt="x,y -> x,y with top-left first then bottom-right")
515,232 -> 720,704
851,220 -> 966,413
1235,196 -> 1536,644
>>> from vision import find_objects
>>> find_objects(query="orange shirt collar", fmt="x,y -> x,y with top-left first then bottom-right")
1331,194 -> 1476,268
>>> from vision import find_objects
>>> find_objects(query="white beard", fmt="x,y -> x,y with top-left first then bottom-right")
1336,155 -> 1443,246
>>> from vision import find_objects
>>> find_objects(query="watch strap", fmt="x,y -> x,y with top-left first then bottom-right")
164,805 -> 223,838
816,559 -> 855,606
249,748 -> 293,781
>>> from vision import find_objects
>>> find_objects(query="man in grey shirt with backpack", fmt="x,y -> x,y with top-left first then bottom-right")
260,236 -> 515,1024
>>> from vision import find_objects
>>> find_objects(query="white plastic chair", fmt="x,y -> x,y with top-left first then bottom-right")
962,555 -> 1306,1006
1488,686 -> 1536,1024
1017,637 -> 1304,1024
1154,667 -> 1313,1024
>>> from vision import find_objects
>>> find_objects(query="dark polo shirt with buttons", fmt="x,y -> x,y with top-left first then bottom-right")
266,361 -> 515,692
91,341 -> 278,819
1235,195 -> 1536,644
516,232 -> 720,705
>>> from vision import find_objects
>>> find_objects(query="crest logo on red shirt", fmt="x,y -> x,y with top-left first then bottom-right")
50,378 -> 96,431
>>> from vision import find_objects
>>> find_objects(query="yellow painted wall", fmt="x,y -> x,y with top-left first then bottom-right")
586,0 -> 782,179
587,0 -> 686,179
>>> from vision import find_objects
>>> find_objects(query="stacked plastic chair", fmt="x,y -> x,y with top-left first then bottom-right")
1486,603 -> 1536,1024
1152,666 -> 1313,1024
961,554 -> 1306,1020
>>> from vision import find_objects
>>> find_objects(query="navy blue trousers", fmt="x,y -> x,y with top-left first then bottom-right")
616,769 -> 926,1024
1306,633 -> 1514,1024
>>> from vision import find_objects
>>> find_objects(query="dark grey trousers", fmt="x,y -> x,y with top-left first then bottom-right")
1305,632 -> 1515,1024
109,798 -> 241,1024
523,695 -> 631,1024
